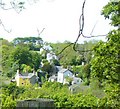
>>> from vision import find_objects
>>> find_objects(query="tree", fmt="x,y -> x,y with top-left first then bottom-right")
30,51 -> 42,71
41,60 -> 53,76
51,59 -> 60,66
102,1 -> 120,27
91,31 -> 120,85
1,39 -> 14,76
90,1 -> 120,108
91,1 -> 120,85
21,64 -> 32,73
82,64 -> 91,85
10,45 -> 32,68
51,40 -> 98,67
12,37 -> 43,51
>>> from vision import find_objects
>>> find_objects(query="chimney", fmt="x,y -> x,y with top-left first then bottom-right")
33,70 -> 37,76
82,62 -> 84,66
17,69 -> 19,75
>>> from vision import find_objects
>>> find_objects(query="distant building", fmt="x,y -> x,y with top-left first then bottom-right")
40,44 -> 52,54
46,52 -> 58,63
39,44 -> 58,63
48,75 -> 57,82
48,66 -> 83,85
12,70 -> 39,86
72,76 -> 83,85
57,68 -> 83,85
57,69 -> 73,84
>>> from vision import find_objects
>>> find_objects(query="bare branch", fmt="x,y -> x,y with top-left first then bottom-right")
0,0 -> 25,13
0,19 -> 12,33
56,43 -> 74,55
37,28 -> 45,37
73,0 -> 108,52
0,0 -> 35,33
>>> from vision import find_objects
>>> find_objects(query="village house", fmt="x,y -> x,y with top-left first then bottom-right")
48,75 -> 57,82
49,67 -> 83,85
57,69 -> 73,84
12,70 -> 39,86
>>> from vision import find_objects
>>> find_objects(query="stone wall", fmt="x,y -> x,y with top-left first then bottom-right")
16,98 -> 55,109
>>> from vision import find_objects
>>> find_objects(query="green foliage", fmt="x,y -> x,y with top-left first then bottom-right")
70,93 -> 98,108
41,76 -> 46,83
1,95 -> 16,109
1,0 -> 120,108
10,45 -> 32,68
52,59 -> 60,66
2,83 -> 25,99
72,65 -> 83,75
12,37 -> 43,51
41,62 -> 51,73
104,83 -> 120,108
2,44 -> 13,76
1,39 -> 42,77
1,83 -> 25,109
54,42 -> 78,66
21,64 -> 32,73
50,40 -> 97,66
30,51 -> 42,71
71,64 -> 91,85
1,81 -> 119,109
102,1 -> 120,26
90,1 -> 120,108
41,60 -> 54,76
91,30 -> 120,85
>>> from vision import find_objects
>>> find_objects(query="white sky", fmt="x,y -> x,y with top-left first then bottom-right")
0,0 -> 113,43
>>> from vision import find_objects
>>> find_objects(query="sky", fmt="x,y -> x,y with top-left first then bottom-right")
0,0 -> 114,43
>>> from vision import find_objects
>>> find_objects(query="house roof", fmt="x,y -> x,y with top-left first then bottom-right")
58,69 -> 69,74
49,75 -> 57,80
73,77 -> 82,81
56,66 -> 63,71
20,73 -> 35,79
16,73 -> 37,79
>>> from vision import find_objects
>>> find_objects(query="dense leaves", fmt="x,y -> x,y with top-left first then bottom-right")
10,46 -> 32,67
51,40 -> 97,66
102,1 -> 120,26
0,82 -> 116,109
1,39 -> 42,77
91,1 -> 120,109
12,37 -> 43,51
91,21 -> 120,85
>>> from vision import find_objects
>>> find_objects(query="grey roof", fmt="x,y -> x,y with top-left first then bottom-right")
49,75 -> 57,79
73,77 -> 82,81
56,66 -> 63,71
16,73 -> 37,79
58,69 -> 69,74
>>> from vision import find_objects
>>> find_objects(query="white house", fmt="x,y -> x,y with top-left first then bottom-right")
57,68 -> 83,85
40,44 -> 52,54
57,69 -> 73,84
46,52 -> 58,63
72,76 -> 83,85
